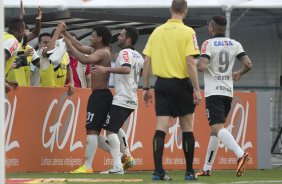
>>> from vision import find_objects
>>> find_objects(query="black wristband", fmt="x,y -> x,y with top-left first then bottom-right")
143,87 -> 150,91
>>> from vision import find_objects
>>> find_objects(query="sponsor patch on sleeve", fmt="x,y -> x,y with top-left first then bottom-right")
122,50 -> 130,63
201,40 -> 209,54
9,40 -> 19,55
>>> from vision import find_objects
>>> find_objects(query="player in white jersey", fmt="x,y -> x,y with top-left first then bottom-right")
93,26 -> 144,174
196,15 -> 253,177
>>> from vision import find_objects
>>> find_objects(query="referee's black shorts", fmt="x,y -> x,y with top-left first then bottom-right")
154,77 -> 195,118
205,95 -> 233,126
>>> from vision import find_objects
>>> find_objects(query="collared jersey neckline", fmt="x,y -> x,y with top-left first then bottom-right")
167,19 -> 184,24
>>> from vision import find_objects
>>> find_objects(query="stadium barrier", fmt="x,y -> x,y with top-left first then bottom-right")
4,87 -> 270,172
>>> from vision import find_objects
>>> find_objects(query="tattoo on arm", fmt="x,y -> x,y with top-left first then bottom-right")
238,55 -> 252,75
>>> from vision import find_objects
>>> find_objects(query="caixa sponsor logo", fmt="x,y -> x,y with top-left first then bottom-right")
5,97 -> 20,152
42,97 -> 82,152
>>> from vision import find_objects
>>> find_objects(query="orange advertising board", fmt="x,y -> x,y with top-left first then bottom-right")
5,87 -> 257,172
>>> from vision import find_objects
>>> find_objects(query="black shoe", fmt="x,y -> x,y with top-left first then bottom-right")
185,171 -> 197,180
152,171 -> 173,181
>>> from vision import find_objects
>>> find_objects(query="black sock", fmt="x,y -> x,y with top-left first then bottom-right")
153,130 -> 166,173
182,132 -> 195,172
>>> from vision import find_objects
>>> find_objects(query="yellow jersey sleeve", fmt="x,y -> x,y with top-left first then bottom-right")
143,28 -> 157,57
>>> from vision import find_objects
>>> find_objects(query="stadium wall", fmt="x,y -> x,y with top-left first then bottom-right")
4,87 -> 270,172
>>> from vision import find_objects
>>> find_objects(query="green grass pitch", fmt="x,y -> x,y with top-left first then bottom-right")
6,169 -> 282,184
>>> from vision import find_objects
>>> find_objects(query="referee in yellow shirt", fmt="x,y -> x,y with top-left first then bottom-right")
142,0 -> 202,181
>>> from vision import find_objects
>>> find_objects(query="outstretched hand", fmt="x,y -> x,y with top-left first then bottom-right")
91,65 -> 108,75
57,22 -> 66,32
36,6 -> 42,20
19,0 -> 25,19
24,48 -> 34,57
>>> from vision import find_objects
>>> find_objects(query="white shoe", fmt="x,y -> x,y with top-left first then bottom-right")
100,166 -> 124,175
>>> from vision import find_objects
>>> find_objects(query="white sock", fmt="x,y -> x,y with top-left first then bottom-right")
203,136 -> 220,171
84,134 -> 98,169
118,129 -> 131,156
217,129 -> 244,158
98,135 -> 111,153
107,134 -> 122,169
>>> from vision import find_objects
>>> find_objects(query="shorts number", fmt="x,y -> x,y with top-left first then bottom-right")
87,112 -> 94,122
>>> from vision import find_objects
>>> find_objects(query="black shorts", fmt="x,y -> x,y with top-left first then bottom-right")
154,77 -> 195,118
102,105 -> 134,133
205,95 -> 233,126
86,89 -> 113,132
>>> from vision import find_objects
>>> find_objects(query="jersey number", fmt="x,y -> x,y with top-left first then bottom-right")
219,50 -> 229,73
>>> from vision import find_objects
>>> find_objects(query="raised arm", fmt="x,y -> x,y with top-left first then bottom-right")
64,36 -> 105,64
42,23 -> 64,57
19,0 -> 25,19
92,65 -> 130,74
63,30 -> 94,55
26,6 -> 42,42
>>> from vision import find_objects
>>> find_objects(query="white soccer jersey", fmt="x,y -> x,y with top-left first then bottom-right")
37,47 -> 50,71
112,48 -> 144,109
200,36 -> 245,97
28,45 -> 40,63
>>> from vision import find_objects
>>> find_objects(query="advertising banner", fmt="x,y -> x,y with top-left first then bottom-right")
5,87 -> 257,172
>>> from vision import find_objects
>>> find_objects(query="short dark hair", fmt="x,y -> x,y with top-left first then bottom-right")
212,15 -> 227,26
171,0 -> 187,14
8,18 -> 24,32
124,26 -> 139,45
92,26 -> 112,46
38,32 -> 51,43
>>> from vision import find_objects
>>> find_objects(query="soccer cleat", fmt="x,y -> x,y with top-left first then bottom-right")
196,170 -> 211,176
99,166 -> 124,175
236,152 -> 250,177
185,171 -> 198,180
121,155 -> 136,170
70,165 -> 93,173
152,171 -> 173,181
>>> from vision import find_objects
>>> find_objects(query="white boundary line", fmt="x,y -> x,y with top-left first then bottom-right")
220,181 -> 282,184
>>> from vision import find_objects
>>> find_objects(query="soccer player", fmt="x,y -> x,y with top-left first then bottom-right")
37,32 -> 56,87
93,26 -> 144,174
196,15 -> 253,177
63,25 -> 113,173
142,0 -> 202,181
97,128 -> 136,171
4,18 -> 25,89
